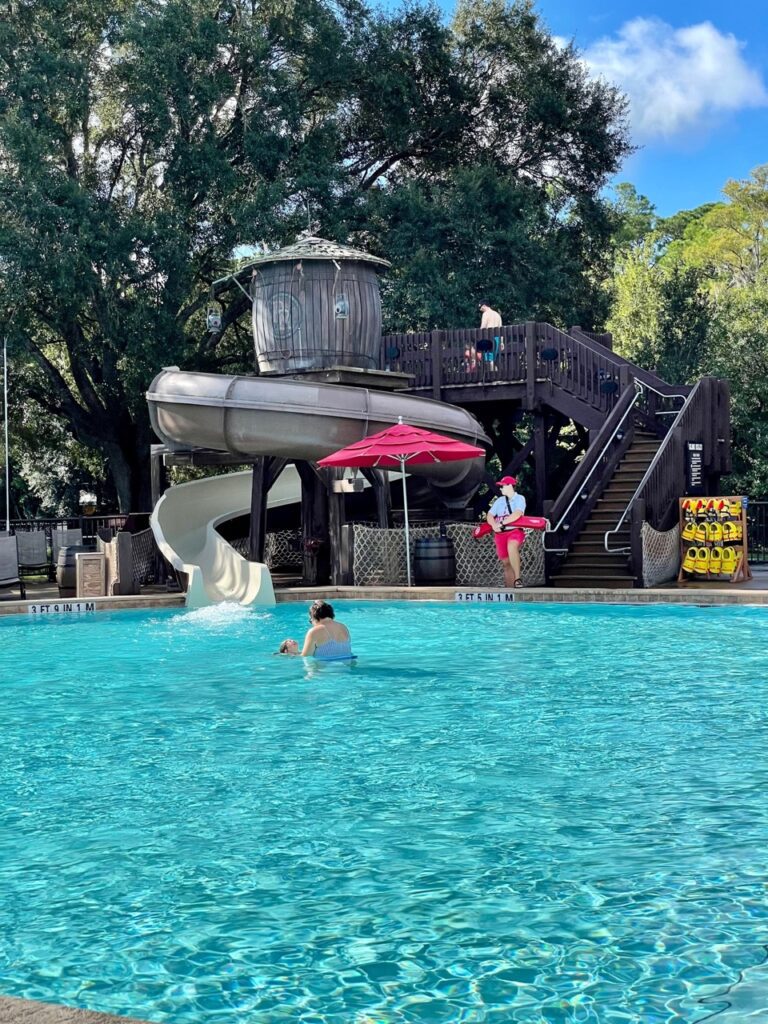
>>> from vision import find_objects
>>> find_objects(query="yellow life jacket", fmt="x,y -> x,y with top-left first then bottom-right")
709,547 -> 723,575
728,499 -> 742,517
682,547 -> 698,574
694,522 -> 709,544
682,520 -> 697,541
723,521 -> 740,543
721,546 -> 737,575
707,521 -> 723,543
693,548 -> 710,575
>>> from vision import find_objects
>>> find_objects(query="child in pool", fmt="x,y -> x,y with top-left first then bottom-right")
277,639 -> 299,655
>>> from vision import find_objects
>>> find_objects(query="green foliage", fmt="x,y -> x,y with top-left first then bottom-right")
607,165 -> 768,494
0,0 -> 631,510
609,183 -> 657,249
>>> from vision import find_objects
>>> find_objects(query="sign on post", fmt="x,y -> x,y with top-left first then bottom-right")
686,442 -> 704,495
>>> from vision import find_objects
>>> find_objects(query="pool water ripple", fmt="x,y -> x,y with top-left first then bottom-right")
1,602 -> 767,1022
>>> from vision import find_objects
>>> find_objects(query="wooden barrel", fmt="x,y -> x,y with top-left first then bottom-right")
251,257 -> 385,374
56,545 -> 91,597
413,537 -> 456,585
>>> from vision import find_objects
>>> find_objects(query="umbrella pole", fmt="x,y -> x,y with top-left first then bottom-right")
401,456 -> 412,587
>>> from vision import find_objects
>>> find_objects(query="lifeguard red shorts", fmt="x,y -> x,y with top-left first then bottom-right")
494,528 -> 525,559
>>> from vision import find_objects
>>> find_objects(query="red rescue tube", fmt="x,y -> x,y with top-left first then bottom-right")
473,516 -> 548,540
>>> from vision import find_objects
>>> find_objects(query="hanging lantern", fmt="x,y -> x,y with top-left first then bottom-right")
206,304 -> 223,333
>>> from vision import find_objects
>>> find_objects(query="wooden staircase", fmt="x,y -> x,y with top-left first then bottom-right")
551,431 -> 661,588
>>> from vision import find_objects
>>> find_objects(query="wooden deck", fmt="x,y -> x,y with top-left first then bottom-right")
381,322 -> 688,427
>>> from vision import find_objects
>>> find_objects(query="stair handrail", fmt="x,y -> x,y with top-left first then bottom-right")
543,382 -> 643,550
604,380 -> 705,554
567,327 -> 691,399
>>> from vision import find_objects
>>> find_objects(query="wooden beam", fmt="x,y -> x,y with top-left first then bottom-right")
431,330 -> 444,401
296,461 -> 330,586
525,321 -> 537,410
361,467 -> 391,527
500,436 -> 535,479
247,456 -> 289,563
150,445 -> 168,509
324,468 -> 349,585
533,410 -> 547,513
248,458 -> 268,562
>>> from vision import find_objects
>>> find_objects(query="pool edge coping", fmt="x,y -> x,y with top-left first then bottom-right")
0,594 -> 186,617
275,585 -> 768,606
4,585 -> 768,617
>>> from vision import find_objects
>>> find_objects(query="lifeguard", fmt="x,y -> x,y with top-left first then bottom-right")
487,475 -> 526,588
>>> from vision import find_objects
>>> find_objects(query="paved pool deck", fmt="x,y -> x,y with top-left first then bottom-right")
0,997 -> 149,1024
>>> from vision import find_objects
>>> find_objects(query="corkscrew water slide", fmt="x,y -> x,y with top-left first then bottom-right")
147,369 -> 489,607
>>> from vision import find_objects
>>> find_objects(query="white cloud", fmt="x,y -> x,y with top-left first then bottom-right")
581,18 -> 768,140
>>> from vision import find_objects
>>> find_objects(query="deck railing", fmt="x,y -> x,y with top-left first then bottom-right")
9,513 -> 150,539
381,322 -> 689,420
746,501 -> 768,564
543,384 -> 640,550
603,378 -> 731,574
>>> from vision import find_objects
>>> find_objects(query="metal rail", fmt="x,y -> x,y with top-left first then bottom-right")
603,383 -> 697,554
543,383 -> 643,553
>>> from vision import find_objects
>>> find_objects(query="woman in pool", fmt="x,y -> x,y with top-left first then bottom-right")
300,600 -> 355,661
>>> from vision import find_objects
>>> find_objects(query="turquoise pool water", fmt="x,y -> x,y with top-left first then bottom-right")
1,601 -> 767,1023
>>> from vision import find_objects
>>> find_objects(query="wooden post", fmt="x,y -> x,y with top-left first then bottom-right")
324,468 -> 348,586
296,461 -> 330,586
542,498 -> 555,584
150,445 -> 168,509
533,410 -> 547,513
431,330 -> 444,401
718,378 -> 732,475
248,457 -> 289,564
525,321 -> 537,410
248,458 -> 269,563
630,497 -> 646,588
361,468 -> 391,527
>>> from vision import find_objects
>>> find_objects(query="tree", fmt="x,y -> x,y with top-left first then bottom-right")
609,183 -> 657,249
665,166 -> 768,289
608,240 -> 712,384
706,287 -> 768,494
1,0 -> 632,510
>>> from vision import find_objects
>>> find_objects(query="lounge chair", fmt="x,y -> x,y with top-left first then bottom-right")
16,530 -> 52,579
0,535 -> 26,600
52,528 -> 84,567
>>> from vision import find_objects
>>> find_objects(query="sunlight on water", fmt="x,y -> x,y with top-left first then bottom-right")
1,601 -> 767,1023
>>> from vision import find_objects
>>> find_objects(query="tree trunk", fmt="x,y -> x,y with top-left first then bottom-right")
103,418 -> 153,512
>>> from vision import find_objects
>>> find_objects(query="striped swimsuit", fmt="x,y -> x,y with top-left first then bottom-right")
313,632 -> 355,662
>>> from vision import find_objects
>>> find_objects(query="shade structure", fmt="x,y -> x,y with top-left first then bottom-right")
318,420 -> 485,585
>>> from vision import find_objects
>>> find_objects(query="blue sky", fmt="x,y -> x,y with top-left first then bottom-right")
436,0 -> 768,216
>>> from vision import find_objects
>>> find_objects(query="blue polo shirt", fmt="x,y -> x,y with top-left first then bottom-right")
490,493 -> 526,519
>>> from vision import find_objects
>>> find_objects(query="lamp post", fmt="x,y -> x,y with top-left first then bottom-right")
3,336 -> 9,532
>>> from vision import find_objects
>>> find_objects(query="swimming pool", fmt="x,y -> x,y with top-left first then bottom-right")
1,601 -> 767,1023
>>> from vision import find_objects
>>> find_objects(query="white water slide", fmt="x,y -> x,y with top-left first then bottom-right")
147,368 -> 488,608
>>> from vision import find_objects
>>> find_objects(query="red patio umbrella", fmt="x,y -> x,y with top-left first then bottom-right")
318,418 -> 485,585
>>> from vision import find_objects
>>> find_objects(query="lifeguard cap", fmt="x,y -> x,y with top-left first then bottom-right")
496,476 -> 518,487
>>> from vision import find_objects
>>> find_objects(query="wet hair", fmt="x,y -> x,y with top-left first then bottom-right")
278,639 -> 294,654
309,600 -> 335,621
